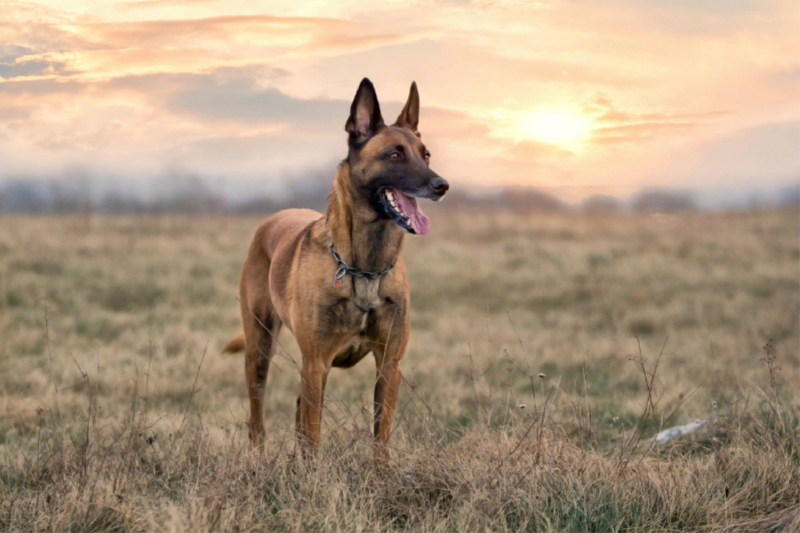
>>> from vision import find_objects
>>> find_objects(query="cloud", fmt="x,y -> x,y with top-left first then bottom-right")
163,70 -> 346,132
564,0 -> 783,37
579,96 -> 729,146
1,2 -> 96,56
646,121 -> 800,187
57,15 -> 416,62
0,45 -> 34,63
0,77 -> 84,95
60,15 -> 349,49
0,14 -> 420,84
120,0 -> 217,8
590,122 -> 701,145
0,57 -> 72,78
0,63 -> 354,179
0,105 -> 30,122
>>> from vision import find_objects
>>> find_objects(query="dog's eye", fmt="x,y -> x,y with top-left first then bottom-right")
389,152 -> 401,161
424,150 -> 431,162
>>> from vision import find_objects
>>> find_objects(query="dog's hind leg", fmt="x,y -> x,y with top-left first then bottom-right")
240,256 -> 282,447
242,304 -> 280,446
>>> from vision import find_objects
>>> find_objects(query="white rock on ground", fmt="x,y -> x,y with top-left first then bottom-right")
653,419 -> 707,443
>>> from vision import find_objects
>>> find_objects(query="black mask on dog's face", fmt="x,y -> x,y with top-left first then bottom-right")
345,79 -> 448,235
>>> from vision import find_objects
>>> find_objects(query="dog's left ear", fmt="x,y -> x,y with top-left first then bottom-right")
394,81 -> 419,132
345,78 -> 384,145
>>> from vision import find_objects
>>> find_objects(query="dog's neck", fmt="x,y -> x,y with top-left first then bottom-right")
324,161 -> 404,272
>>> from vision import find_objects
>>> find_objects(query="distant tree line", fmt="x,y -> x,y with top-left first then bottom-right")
0,177 -> 797,215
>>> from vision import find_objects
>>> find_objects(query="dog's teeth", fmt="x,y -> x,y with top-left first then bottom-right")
385,189 -> 404,216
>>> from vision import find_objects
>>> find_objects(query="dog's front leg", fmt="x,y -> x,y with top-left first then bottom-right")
372,303 -> 410,462
373,359 -> 403,460
298,358 -> 329,455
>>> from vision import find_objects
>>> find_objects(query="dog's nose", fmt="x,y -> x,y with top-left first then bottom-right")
430,177 -> 449,196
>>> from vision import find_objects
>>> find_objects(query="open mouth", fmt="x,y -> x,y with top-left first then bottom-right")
380,188 -> 431,235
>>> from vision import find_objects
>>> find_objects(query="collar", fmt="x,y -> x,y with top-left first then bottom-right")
324,215 -> 398,288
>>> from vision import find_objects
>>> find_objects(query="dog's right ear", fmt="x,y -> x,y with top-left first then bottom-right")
345,78 -> 384,146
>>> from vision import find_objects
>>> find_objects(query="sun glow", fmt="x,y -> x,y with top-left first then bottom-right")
519,110 -> 590,145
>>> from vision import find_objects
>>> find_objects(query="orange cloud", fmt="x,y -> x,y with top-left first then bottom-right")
1,14 -> 419,81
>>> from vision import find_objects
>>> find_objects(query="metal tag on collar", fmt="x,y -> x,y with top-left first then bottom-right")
334,266 -> 347,288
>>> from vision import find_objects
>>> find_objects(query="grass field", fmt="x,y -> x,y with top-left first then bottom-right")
1,208 -> 798,532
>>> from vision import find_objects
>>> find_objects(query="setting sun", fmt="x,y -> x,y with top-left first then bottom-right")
519,110 -> 591,145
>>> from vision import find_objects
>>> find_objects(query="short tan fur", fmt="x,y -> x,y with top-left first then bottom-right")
223,78 -> 449,459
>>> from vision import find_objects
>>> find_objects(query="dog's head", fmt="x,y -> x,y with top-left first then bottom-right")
344,78 -> 448,235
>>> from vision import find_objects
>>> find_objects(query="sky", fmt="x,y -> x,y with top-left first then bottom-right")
0,0 -> 798,203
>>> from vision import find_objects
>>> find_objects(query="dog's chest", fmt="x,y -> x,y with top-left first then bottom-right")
326,277 -> 383,334
352,276 -> 382,311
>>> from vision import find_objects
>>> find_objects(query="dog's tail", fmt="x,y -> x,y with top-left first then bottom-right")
222,331 -> 245,354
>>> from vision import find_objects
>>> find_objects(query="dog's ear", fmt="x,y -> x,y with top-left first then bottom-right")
345,78 -> 384,145
394,81 -> 419,132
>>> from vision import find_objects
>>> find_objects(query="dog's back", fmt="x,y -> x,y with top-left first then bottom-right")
223,208 -> 322,356
255,208 -> 322,260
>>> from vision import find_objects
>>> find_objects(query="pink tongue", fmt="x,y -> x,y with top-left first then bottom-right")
392,189 -> 430,235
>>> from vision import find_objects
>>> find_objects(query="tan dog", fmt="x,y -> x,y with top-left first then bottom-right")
223,78 -> 448,458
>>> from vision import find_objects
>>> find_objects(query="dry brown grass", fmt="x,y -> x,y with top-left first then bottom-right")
0,208 -> 798,532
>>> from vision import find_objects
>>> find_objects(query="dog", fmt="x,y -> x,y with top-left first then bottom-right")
223,78 -> 448,459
